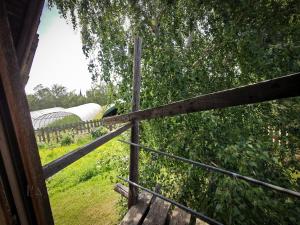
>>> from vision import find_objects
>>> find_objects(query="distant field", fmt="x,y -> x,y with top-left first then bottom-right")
39,135 -> 128,225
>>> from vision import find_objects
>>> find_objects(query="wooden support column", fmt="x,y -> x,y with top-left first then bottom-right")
16,0 -> 44,85
128,37 -> 142,208
0,1 -> 53,224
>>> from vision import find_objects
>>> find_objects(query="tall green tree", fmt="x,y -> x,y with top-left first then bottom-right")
49,1 -> 300,224
27,84 -> 110,110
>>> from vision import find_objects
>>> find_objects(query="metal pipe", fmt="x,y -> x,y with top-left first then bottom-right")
118,176 -> 224,225
119,140 -> 300,198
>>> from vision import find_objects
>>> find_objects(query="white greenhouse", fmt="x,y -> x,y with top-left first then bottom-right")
30,103 -> 101,129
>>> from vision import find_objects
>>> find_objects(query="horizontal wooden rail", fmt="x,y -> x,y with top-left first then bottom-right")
114,183 -> 129,198
43,123 -> 132,179
103,72 -> 300,124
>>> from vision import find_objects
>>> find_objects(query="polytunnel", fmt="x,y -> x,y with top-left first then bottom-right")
30,103 -> 101,129
64,103 -> 101,121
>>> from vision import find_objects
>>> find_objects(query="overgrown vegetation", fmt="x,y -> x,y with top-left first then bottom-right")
60,132 -> 74,146
48,1 -> 300,224
91,126 -> 109,139
40,134 -> 129,225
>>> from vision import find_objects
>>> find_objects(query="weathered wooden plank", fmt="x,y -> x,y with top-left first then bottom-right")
169,207 -> 191,225
128,36 -> 142,208
102,72 -> 300,125
114,183 -> 129,199
120,191 -> 152,225
195,218 -> 209,225
43,123 -> 132,179
5,0 -> 27,18
5,0 -> 27,44
22,33 -> 39,85
0,1 -> 54,224
0,154 -> 17,225
142,197 -> 171,225
41,128 -> 46,142
120,177 -> 224,225
0,119 -> 29,225
16,0 -> 44,85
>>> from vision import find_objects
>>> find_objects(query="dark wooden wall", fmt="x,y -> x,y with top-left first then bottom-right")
0,1 -> 54,224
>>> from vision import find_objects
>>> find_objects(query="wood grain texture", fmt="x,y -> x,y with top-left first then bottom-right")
103,72 -> 300,125
0,1 -> 54,224
128,36 -> 142,208
120,191 -> 152,225
0,117 -> 29,225
0,166 -> 15,225
169,207 -> 191,225
5,0 -> 29,45
43,123 -> 132,179
15,0 -> 44,84
114,183 -> 129,199
195,218 -> 209,225
22,33 -> 39,85
142,197 -> 171,225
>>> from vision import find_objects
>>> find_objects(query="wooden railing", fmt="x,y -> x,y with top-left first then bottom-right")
43,123 -> 131,179
41,37 -> 300,225
102,72 -> 300,124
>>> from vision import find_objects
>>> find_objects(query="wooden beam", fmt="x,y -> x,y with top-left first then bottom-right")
102,72 -> 300,124
114,183 -> 129,199
120,191 -> 152,225
22,34 -> 39,85
0,158 -> 15,225
16,0 -> 44,84
0,1 -> 53,224
43,124 -> 132,179
142,197 -> 171,225
0,116 -> 30,225
195,218 -> 209,225
169,207 -> 191,225
128,36 -> 142,208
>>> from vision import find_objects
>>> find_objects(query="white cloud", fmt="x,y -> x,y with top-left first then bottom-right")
25,6 -> 92,94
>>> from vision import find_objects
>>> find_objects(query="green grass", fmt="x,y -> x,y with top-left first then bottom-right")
39,135 -> 129,225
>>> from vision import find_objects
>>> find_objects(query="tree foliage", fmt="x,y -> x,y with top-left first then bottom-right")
27,83 -> 110,110
48,1 -> 300,224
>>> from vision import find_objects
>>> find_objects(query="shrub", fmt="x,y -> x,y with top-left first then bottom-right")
90,127 -> 109,139
78,166 -> 99,182
60,133 -> 74,146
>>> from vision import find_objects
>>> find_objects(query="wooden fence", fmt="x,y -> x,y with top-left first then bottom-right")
35,119 -> 103,143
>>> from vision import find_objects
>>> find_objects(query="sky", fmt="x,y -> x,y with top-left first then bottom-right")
25,4 -> 92,94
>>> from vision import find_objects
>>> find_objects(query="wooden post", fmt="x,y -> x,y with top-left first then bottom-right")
55,128 -> 59,143
63,124 -> 66,133
75,124 -> 79,135
41,128 -> 45,142
46,128 -> 50,143
79,123 -> 82,134
128,36 -> 142,208
37,130 -> 42,142
87,120 -> 90,133
0,1 -> 54,224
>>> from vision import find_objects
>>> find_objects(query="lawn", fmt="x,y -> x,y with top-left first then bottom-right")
39,135 -> 129,225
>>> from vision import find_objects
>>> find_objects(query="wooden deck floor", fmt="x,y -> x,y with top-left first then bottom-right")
117,184 -> 208,225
